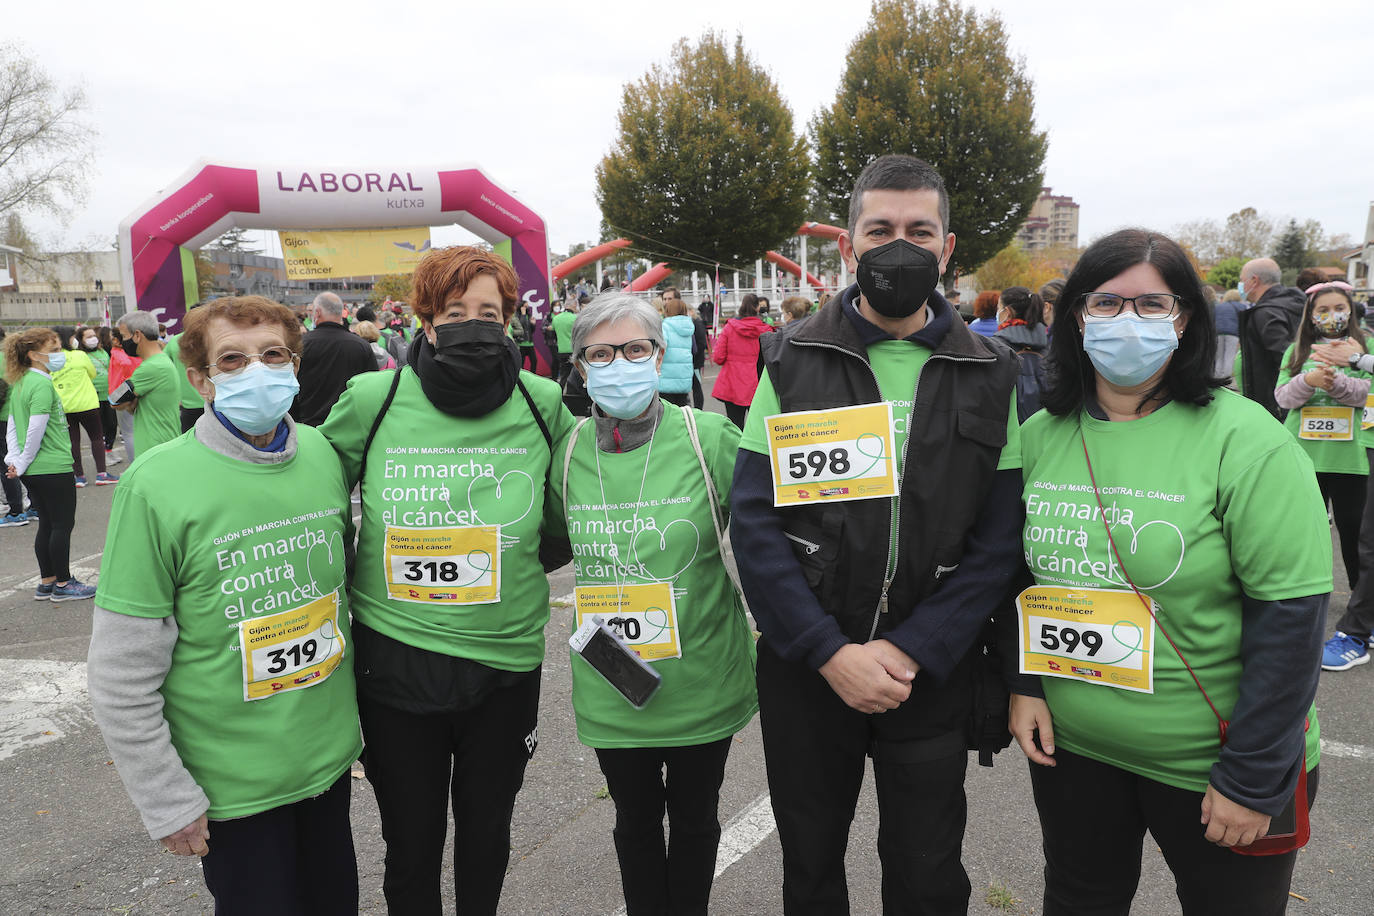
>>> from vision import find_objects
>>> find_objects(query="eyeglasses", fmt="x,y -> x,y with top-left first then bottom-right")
1078,292 -> 1182,321
205,347 -> 297,374
578,339 -> 658,367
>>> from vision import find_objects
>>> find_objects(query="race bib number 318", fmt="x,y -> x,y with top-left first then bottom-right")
765,403 -> 897,506
383,525 -> 501,605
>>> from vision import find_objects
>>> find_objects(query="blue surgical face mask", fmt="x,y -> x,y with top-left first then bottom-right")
211,361 -> 300,434
1081,314 -> 1179,388
583,356 -> 660,420
45,351 -> 67,373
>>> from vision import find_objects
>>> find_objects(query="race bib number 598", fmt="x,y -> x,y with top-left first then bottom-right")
765,403 -> 897,506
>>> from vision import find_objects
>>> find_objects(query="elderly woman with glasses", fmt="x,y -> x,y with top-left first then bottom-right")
550,292 -> 757,916
1007,229 -> 1327,915
88,296 -> 362,915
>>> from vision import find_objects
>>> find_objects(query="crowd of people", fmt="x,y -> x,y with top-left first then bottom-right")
0,152 -> 1362,916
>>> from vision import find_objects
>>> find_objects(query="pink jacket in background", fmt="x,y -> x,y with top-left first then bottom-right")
711,315 -> 775,406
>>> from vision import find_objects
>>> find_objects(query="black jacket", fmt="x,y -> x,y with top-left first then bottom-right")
292,321 -> 378,426
1238,285 -> 1306,419
731,286 -> 1025,683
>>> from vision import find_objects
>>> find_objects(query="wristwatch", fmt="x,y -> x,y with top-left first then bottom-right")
1349,352 -> 1364,369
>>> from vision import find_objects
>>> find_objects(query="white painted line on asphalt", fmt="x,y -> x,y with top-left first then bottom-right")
554,592 -> 575,605
713,792 -> 776,876
608,792 -> 776,916
0,658 -> 90,761
1321,739 -> 1374,760
0,551 -> 104,592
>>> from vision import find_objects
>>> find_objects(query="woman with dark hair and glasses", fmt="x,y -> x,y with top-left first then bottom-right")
1008,229 -> 1328,915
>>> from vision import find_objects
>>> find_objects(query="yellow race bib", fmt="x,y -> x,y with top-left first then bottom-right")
383,524 -> 501,605
240,591 -> 346,701
1016,585 -> 1156,693
765,403 -> 898,506
1299,405 -> 1354,441
574,582 -> 680,661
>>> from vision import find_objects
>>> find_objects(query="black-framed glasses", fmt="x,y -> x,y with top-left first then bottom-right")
578,339 -> 658,367
1078,292 -> 1182,321
205,347 -> 297,374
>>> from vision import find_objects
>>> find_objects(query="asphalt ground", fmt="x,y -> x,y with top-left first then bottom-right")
1,365 -> 1371,914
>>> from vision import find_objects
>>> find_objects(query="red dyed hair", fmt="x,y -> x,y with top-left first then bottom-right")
409,246 -> 520,322
974,290 -> 1000,319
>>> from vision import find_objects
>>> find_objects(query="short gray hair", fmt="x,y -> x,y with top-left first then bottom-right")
118,310 -> 159,340
1251,264 -> 1282,286
570,293 -> 664,361
312,292 -> 345,316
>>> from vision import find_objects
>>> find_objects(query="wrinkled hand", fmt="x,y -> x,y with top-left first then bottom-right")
160,815 -> 210,856
1009,693 -> 1056,766
819,643 -> 913,713
1200,785 -> 1270,848
1312,340 -> 1363,367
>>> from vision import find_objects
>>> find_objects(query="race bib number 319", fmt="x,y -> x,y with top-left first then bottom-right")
765,403 -> 897,506
240,591 -> 345,701
383,525 -> 501,605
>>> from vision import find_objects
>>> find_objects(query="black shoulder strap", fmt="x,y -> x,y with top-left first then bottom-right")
357,369 -> 405,492
515,376 -> 553,451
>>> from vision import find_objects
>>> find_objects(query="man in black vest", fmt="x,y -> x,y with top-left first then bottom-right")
292,292 -> 377,426
731,155 -> 1024,915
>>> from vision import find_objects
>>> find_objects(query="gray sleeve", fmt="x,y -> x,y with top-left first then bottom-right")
87,607 -> 209,840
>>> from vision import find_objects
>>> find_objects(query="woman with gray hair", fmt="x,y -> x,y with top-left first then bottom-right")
553,292 -> 758,916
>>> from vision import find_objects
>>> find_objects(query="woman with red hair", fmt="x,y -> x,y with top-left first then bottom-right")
320,246 -> 575,915
969,290 -> 1000,336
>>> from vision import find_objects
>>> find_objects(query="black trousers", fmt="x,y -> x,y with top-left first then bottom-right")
519,345 -> 537,372
98,400 -> 117,449
594,737 -> 733,916
756,640 -> 972,916
1028,747 -> 1317,916
660,391 -> 690,408
691,373 -> 704,409
358,668 -> 540,916
2,421 -> 25,512
66,407 -> 106,476
556,353 -> 573,387
20,472 -> 76,581
200,772 -> 357,916
1337,448 -> 1374,638
1316,471 -> 1364,589
723,401 -> 748,430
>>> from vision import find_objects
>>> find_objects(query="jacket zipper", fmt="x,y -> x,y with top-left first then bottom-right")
783,532 -> 821,555
790,339 -> 996,640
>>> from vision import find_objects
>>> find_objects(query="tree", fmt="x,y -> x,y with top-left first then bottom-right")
0,43 -> 96,222
194,251 -> 216,299
1207,257 -> 1245,290
1174,218 -> 1223,265
974,242 -> 1030,291
209,227 -> 261,254
368,273 -> 412,307
810,0 -> 1046,280
1271,219 -> 1306,270
1218,207 -> 1273,261
595,33 -> 811,271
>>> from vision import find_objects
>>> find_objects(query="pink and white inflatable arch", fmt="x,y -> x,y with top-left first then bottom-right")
117,160 -> 552,330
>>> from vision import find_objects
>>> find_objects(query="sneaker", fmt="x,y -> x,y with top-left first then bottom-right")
74,476 -> 87,488
34,582 -> 54,600
0,513 -> 28,528
95,472 -> 119,486
23,509 -> 38,521
1321,632 -> 1370,671
50,579 -> 96,602
106,451 -> 122,465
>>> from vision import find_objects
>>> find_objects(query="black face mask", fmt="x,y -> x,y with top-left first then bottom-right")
120,337 -> 140,357
410,320 -> 520,417
856,238 -> 943,319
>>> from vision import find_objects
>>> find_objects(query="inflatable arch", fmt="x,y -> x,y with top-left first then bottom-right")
117,160 -> 552,331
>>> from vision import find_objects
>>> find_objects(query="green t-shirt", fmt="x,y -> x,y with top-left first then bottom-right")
1019,389 -> 1328,792
5,370 -> 73,475
740,338 -> 1022,471
93,425 -> 362,819
52,350 -> 99,414
1276,342 -> 1371,475
553,310 -> 576,354
319,368 -> 575,670
551,406 -> 757,748
89,348 -> 111,402
163,334 -> 207,410
129,351 -> 184,454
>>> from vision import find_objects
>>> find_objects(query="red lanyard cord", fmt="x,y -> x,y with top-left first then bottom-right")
1078,430 -> 1228,744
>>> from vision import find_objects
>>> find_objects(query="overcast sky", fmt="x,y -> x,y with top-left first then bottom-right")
10,0 -> 1374,264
